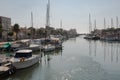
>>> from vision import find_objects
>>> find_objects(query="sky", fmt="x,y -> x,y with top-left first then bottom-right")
0,0 -> 120,33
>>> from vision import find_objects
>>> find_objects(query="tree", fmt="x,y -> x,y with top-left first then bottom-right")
37,28 -> 46,38
13,23 -> 20,40
8,32 -> 13,36
27,33 -> 31,38
28,27 -> 36,38
0,24 -> 2,38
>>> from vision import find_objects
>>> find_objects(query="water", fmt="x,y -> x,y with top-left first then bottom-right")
3,36 -> 120,80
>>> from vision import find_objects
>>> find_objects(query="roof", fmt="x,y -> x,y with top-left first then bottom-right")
16,49 -> 32,53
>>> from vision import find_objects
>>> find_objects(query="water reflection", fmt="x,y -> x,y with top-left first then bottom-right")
3,37 -> 120,80
104,42 -> 106,62
87,40 -> 120,63
116,43 -> 119,63
94,41 -> 97,57
43,49 -> 63,62
4,63 -> 40,80
2,48 -> 63,80
88,40 -> 92,56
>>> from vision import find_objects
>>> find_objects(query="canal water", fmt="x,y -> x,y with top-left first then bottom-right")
4,36 -> 120,80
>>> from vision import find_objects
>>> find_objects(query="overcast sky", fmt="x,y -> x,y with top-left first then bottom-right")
0,0 -> 120,33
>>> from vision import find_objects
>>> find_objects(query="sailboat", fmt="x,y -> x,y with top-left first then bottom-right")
43,0 -> 55,52
84,15 -> 100,40
26,12 -> 41,52
10,12 -> 41,69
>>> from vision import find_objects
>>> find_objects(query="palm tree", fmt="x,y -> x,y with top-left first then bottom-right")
13,23 -> 20,40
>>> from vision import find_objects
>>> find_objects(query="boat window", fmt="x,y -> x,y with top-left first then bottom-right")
14,52 -> 32,58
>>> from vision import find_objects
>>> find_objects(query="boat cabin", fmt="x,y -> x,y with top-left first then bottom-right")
14,50 -> 32,58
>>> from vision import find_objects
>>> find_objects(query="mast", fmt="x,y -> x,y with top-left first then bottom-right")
46,0 -> 50,38
94,19 -> 96,30
89,14 -> 92,33
111,18 -> 113,28
116,16 -> 119,28
104,18 -> 106,29
31,12 -> 33,39
60,20 -> 62,28
46,0 -> 50,28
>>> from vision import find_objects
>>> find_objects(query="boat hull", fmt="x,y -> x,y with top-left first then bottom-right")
11,55 -> 40,69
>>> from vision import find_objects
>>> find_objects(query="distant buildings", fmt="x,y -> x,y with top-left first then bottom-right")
0,16 -> 78,41
67,29 -> 77,38
0,16 -> 11,40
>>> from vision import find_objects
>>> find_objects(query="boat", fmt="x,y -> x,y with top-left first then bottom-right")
24,13 -> 41,52
0,62 -> 16,78
10,49 -> 40,69
43,44 -> 55,52
26,43 -> 40,52
84,34 -> 100,40
27,39 -> 44,52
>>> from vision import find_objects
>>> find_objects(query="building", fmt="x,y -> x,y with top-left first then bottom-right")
67,29 -> 77,38
18,27 -> 27,39
0,16 -> 11,40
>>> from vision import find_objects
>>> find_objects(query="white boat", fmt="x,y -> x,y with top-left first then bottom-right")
43,44 -> 55,52
27,44 -> 40,51
10,49 -> 40,69
25,39 -> 42,52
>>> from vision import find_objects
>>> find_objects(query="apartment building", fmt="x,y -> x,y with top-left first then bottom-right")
0,16 -> 11,40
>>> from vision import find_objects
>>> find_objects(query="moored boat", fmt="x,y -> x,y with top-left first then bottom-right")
10,49 -> 40,69
43,44 -> 55,52
26,44 -> 40,52
0,62 -> 16,78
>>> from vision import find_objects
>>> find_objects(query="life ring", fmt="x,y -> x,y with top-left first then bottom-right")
20,57 -> 25,62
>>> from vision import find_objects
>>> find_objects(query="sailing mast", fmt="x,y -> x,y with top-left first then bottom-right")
31,12 -> 33,39
116,16 -> 119,28
46,0 -> 50,28
60,20 -> 62,29
111,18 -> 113,28
89,14 -> 92,34
104,18 -> 106,29
94,19 -> 96,30
46,0 -> 50,38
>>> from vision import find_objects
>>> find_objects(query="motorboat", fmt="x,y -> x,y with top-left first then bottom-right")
10,49 -> 40,69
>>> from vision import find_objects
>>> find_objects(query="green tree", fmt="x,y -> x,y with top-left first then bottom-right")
27,33 -> 31,38
28,27 -> 36,38
37,28 -> 46,38
8,32 -> 13,36
13,23 -> 20,40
